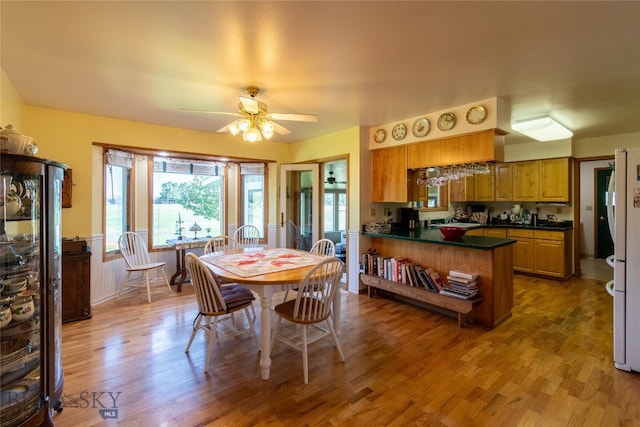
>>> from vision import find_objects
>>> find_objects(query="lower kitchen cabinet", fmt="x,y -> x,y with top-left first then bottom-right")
508,229 -> 535,273
507,228 -> 572,279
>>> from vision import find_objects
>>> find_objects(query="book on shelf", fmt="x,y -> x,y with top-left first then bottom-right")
440,287 -> 479,299
417,268 -> 437,292
446,277 -> 478,289
448,270 -> 478,282
425,268 -> 446,292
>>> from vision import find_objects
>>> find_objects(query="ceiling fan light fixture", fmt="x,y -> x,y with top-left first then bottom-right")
260,120 -> 275,139
243,127 -> 262,143
512,116 -> 573,142
238,118 -> 252,132
227,121 -> 240,136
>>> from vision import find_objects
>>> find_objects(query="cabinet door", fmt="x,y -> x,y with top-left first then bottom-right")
449,175 -> 474,202
372,146 -> 407,202
495,163 -> 513,201
512,238 -> 535,272
513,161 -> 539,201
485,228 -> 507,238
534,239 -> 565,277
474,164 -> 495,201
539,157 -> 570,202
466,227 -> 485,236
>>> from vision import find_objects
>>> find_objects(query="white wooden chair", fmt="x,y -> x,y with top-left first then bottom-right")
282,238 -> 335,302
116,232 -> 172,303
233,225 -> 260,248
203,235 -> 239,254
271,257 -> 345,384
286,220 -> 301,249
184,253 -> 259,372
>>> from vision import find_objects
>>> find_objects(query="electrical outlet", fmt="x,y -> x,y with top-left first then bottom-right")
370,208 -> 376,216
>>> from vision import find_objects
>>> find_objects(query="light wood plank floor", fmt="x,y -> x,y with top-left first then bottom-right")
55,273 -> 640,427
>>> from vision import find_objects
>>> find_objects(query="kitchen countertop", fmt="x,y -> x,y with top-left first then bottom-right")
362,227 -> 516,250
478,221 -> 574,231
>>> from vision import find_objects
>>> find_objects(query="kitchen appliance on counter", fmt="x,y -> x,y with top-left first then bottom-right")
607,147 -> 640,373
399,207 -> 420,230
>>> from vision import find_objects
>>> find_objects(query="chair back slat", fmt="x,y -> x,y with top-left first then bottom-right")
185,253 -> 227,314
204,235 -> 239,254
309,238 -> 335,257
118,232 -> 152,268
293,258 -> 344,322
233,225 -> 260,248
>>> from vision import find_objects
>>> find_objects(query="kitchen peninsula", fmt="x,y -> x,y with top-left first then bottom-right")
361,227 -> 515,328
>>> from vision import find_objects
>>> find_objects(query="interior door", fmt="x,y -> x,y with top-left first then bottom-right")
279,164 -> 319,250
595,167 -> 614,258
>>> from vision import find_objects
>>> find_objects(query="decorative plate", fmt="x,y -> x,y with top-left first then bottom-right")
437,112 -> 456,131
466,105 -> 487,125
392,123 -> 407,141
411,118 -> 430,138
373,128 -> 386,143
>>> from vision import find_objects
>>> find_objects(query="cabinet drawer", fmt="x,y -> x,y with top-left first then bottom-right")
507,228 -> 534,239
534,230 -> 564,241
484,228 -> 507,238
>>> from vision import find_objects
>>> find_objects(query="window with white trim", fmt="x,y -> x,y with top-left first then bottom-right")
104,149 -> 133,255
239,163 -> 266,239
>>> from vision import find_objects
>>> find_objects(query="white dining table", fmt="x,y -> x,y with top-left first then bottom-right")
200,247 -> 341,380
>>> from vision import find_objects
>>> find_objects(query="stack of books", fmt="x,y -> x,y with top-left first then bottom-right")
441,270 -> 479,299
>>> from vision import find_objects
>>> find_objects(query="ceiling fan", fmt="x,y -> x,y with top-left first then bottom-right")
181,86 -> 318,142
325,170 -> 346,185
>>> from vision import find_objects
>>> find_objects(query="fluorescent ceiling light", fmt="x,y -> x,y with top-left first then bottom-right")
511,117 -> 573,142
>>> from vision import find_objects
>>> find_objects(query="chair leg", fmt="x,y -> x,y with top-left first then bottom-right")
160,267 -> 172,293
244,307 -> 260,351
144,271 -> 152,304
302,324 -> 309,384
326,318 -> 345,362
204,316 -> 219,373
271,317 -> 283,352
185,314 -> 203,353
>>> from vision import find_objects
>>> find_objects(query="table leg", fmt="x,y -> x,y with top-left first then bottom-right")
258,294 -> 272,380
169,249 -> 188,292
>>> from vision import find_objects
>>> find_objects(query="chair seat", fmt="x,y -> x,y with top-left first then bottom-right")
275,298 -> 330,324
127,261 -> 166,272
220,284 -> 255,309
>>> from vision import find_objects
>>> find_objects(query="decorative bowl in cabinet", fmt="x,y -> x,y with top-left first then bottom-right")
439,226 -> 468,240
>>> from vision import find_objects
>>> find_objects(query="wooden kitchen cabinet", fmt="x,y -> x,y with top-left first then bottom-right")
507,228 -> 535,273
495,163 -> 513,201
449,176 -> 475,202
474,163 -> 495,201
484,227 -> 507,238
448,164 -> 494,202
62,240 -> 92,323
538,157 -> 570,202
372,145 -> 408,202
512,161 -> 539,201
533,229 -> 572,279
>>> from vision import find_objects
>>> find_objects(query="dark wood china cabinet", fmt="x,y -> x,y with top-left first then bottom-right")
1,154 -> 66,426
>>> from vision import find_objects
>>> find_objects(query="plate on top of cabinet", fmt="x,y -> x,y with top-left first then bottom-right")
466,105 -> 487,124
373,128 -> 386,143
411,118 -> 430,137
437,112 -> 456,131
392,123 -> 407,141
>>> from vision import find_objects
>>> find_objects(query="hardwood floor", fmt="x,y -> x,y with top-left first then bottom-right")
55,274 -> 640,427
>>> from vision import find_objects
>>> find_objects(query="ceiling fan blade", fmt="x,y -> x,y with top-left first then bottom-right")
239,96 -> 260,114
270,112 -> 318,122
217,120 -> 241,135
180,109 -> 242,117
272,121 -> 291,135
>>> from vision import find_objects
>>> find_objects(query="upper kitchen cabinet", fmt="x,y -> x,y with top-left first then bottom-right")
495,163 -> 513,201
372,145 -> 408,202
406,129 -> 504,170
512,160 -> 539,201
538,157 -> 570,202
512,158 -> 571,203
448,163 -> 494,202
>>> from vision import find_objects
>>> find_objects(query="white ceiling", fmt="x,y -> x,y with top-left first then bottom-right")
2,1 -> 639,145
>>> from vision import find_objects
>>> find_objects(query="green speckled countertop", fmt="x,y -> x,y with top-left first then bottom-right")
362,227 -> 516,250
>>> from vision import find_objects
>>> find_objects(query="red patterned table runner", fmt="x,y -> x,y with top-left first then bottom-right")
201,248 -> 325,278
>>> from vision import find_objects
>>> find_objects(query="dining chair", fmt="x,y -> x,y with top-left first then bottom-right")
116,231 -> 172,304
184,253 -> 259,372
286,220 -> 301,249
233,225 -> 260,248
282,238 -> 336,302
271,257 -> 345,384
203,235 -> 239,254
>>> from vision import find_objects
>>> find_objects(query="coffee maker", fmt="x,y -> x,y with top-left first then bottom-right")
400,207 -> 421,230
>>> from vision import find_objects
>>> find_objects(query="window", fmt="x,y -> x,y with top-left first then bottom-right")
323,189 -> 346,232
104,149 -> 133,256
151,157 -> 226,248
239,163 -> 266,239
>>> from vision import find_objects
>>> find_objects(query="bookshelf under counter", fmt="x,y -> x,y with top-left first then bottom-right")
360,274 -> 482,327
362,228 -> 516,328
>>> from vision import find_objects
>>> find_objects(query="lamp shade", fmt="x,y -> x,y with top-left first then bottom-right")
512,117 -> 573,142
243,127 -> 262,143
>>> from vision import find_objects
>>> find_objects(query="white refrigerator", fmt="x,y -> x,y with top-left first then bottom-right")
612,147 -> 640,372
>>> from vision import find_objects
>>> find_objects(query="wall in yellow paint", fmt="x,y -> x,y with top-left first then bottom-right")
23,106 -> 293,237
291,127 -> 362,230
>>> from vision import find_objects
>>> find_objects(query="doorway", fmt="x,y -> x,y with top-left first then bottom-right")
595,167 -> 614,258
279,164 -> 319,251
